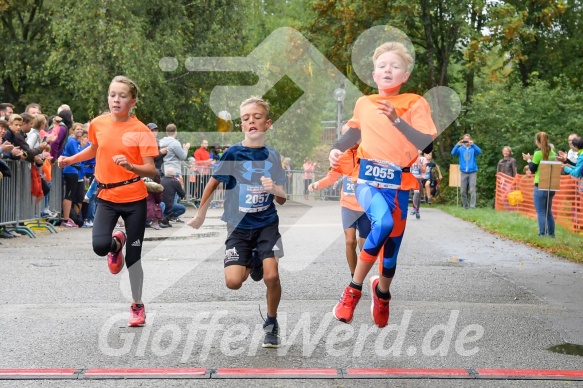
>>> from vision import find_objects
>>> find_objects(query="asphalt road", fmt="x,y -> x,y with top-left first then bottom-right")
1,200 -> 582,387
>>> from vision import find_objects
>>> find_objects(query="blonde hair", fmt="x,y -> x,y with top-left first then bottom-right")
9,114 -> 22,124
373,42 -> 413,71
32,114 -> 47,130
502,146 -> 512,155
110,75 -> 138,99
70,122 -> 83,135
57,104 -> 71,114
240,96 -> 270,117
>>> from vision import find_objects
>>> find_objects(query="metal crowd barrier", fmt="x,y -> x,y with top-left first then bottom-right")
179,163 -> 221,208
285,170 -> 341,201
0,160 -> 62,237
178,164 -> 340,205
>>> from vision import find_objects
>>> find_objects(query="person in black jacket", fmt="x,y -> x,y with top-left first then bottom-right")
146,123 -> 167,175
161,167 -> 186,222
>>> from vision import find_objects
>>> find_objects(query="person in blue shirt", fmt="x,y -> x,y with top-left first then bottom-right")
61,123 -> 84,227
451,134 -> 481,209
81,125 -> 97,227
188,97 -> 287,349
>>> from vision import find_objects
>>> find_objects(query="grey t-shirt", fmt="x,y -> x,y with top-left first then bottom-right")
159,136 -> 187,174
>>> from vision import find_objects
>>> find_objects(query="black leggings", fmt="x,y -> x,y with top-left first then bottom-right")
304,179 -> 312,196
93,198 -> 147,268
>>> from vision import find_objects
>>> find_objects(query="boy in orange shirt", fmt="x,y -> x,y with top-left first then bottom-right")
59,76 -> 158,327
308,128 -> 369,277
329,42 -> 436,327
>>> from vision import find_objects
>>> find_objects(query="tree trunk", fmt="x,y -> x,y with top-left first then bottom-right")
2,78 -> 19,104
518,61 -> 530,87
421,0 -> 436,88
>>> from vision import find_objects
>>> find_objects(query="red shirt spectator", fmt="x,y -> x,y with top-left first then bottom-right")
194,139 -> 212,174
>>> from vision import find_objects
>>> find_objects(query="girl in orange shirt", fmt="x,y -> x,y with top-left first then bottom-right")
58,76 -> 158,327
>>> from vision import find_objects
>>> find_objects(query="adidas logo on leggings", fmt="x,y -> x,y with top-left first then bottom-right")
131,240 -> 141,247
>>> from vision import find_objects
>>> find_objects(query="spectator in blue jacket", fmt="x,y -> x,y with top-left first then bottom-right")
451,134 -> 481,209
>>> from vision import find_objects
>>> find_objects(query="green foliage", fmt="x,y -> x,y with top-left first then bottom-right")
0,0 -> 53,105
486,0 -> 579,87
1,0 -> 250,130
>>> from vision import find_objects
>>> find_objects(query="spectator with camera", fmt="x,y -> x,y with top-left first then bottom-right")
451,134 -> 481,209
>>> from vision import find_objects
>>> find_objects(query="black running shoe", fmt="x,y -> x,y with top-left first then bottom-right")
250,250 -> 263,281
262,320 -> 280,348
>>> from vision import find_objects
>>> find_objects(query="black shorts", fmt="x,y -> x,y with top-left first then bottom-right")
64,173 -> 83,203
224,222 -> 283,268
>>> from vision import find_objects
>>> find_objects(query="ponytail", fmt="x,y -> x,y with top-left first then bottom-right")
536,132 -> 551,160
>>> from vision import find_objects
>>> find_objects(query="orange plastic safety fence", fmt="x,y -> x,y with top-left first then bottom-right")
495,172 -> 583,233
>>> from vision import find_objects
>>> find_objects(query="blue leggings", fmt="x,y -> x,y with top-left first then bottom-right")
356,184 -> 409,278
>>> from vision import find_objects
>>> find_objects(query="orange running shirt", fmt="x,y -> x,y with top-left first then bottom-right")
88,114 -> 159,203
347,93 -> 437,190
315,148 -> 362,211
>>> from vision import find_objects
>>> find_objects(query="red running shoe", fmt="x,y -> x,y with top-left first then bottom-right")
333,285 -> 362,324
128,303 -> 146,327
107,231 -> 126,274
369,275 -> 391,328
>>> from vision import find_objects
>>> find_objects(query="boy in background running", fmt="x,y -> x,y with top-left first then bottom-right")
308,126 -> 370,277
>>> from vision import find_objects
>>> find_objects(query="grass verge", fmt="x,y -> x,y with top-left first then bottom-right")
439,206 -> 583,264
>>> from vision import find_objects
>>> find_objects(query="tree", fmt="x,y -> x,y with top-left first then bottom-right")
487,0 -> 568,87
0,0 -> 53,107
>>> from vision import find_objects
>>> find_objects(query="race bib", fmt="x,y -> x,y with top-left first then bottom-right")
357,159 -> 402,189
410,164 -> 421,177
343,176 -> 356,196
238,184 -> 272,213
